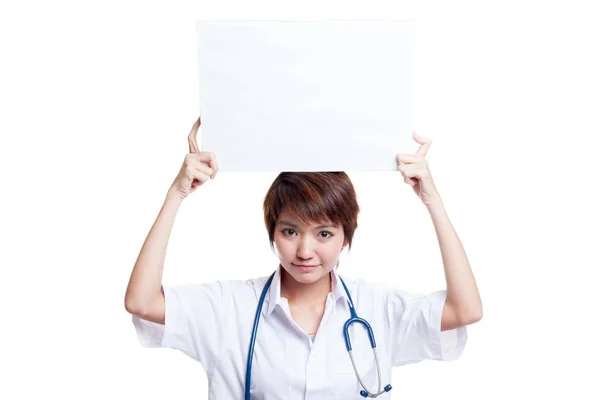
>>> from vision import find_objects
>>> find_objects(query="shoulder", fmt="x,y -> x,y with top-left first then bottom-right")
338,274 -> 425,308
162,275 -> 271,303
339,274 -> 388,292
338,275 -> 390,303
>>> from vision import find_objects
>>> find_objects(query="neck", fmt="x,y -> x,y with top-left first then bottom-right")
280,266 -> 332,306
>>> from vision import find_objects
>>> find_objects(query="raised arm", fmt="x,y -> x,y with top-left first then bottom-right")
124,191 -> 184,324
124,117 -> 218,324
397,132 -> 482,331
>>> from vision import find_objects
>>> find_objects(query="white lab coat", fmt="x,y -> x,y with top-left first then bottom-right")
132,266 -> 467,399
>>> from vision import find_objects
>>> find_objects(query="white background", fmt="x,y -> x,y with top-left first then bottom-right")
1,1 -> 599,399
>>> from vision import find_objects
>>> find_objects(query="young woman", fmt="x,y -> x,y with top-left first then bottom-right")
125,117 -> 482,399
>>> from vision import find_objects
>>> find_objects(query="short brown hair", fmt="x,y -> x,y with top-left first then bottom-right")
263,172 -> 360,251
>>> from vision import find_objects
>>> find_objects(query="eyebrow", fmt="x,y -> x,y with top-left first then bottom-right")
278,220 -> 339,230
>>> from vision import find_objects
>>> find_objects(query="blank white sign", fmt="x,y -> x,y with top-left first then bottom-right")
196,20 -> 416,172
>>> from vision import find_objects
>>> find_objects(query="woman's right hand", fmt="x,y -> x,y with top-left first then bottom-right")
169,117 -> 219,200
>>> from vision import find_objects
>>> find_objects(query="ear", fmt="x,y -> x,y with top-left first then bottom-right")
342,237 -> 349,249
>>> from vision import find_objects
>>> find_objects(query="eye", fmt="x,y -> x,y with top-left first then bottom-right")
282,229 -> 296,236
320,231 -> 333,238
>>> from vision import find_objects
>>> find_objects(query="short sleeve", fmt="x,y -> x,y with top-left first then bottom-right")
386,288 -> 467,366
131,281 -> 227,370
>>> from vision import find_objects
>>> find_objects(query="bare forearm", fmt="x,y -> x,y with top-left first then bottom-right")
124,189 -> 184,312
427,199 -> 482,322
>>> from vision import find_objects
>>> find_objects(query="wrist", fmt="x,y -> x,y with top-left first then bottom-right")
166,187 -> 186,203
425,196 -> 444,212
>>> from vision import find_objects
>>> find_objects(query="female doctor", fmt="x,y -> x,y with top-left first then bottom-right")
125,117 -> 482,399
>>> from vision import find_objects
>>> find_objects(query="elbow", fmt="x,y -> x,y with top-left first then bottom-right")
124,292 -> 146,316
461,305 -> 483,325
124,296 -> 139,315
468,310 -> 483,324
455,301 -> 483,326
124,287 -> 164,316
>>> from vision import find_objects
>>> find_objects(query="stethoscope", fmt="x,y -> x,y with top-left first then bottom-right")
245,270 -> 393,399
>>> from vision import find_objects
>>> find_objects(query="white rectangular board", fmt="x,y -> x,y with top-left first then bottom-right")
196,19 -> 417,172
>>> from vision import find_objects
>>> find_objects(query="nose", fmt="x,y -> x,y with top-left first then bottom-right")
297,235 -> 316,260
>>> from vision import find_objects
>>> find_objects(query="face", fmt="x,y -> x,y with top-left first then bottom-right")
273,209 -> 349,284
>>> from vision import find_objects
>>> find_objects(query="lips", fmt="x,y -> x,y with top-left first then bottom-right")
293,264 -> 318,268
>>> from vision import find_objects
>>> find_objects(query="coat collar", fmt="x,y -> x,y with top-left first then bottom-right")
265,264 -> 351,316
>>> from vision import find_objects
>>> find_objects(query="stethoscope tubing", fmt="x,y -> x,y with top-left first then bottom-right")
244,271 -> 392,399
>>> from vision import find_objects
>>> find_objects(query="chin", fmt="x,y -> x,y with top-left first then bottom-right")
284,265 -> 330,284
291,273 -> 321,284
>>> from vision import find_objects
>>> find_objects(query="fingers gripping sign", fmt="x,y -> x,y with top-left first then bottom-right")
169,117 -> 220,200
187,117 -> 202,153
396,132 -> 441,207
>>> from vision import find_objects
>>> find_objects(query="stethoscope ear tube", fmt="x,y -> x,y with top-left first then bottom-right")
340,278 -> 392,398
244,272 -> 275,400
360,384 -> 393,398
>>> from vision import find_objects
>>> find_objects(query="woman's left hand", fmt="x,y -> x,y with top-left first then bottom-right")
396,132 -> 442,207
